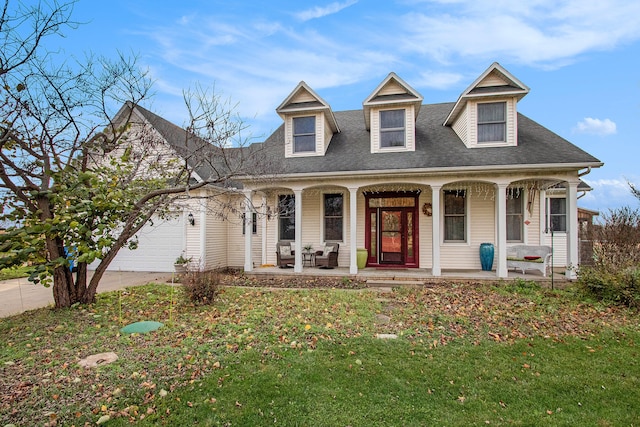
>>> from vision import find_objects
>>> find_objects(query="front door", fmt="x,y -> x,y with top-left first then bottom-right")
380,209 -> 404,264
365,192 -> 419,268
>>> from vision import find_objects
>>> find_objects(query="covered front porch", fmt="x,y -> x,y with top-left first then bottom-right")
239,175 -> 583,280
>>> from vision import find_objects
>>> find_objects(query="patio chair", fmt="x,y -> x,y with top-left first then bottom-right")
315,243 -> 339,268
276,242 -> 295,268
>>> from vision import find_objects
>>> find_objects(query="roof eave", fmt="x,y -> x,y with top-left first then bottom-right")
236,161 -> 605,182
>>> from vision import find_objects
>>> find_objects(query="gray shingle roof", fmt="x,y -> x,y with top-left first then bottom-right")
262,102 -> 602,175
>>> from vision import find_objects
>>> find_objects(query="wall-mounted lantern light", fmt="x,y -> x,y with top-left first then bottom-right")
187,212 -> 195,226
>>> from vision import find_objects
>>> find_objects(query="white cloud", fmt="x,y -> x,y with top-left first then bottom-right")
294,0 -> 359,22
580,177 -> 638,212
574,118 -> 617,136
396,0 -> 640,67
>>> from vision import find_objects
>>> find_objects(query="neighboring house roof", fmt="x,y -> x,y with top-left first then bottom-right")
261,102 -> 602,176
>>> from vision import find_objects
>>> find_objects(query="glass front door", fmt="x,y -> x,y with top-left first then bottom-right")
380,209 -> 403,264
365,192 -> 419,268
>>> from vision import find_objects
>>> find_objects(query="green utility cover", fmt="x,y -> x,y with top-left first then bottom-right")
120,321 -> 164,334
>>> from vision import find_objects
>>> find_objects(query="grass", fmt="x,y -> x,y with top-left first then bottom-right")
1,280 -> 639,426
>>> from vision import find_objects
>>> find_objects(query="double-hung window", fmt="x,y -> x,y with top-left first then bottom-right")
478,102 -> 506,143
324,193 -> 343,241
293,116 -> 316,153
444,190 -> 466,242
506,190 -> 523,242
546,197 -> 567,232
380,109 -> 405,148
278,195 -> 295,240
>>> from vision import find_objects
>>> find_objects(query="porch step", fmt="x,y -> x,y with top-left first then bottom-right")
366,279 -> 424,287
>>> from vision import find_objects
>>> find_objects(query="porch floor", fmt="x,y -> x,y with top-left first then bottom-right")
246,265 -> 570,286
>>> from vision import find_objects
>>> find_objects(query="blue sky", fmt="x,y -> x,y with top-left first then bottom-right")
44,0 -> 640,213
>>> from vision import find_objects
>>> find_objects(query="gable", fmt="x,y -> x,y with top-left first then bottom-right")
444,62 -> 529,127
363,72 -> 423,131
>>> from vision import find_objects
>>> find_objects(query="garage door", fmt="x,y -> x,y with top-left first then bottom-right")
92,215 -> 185,272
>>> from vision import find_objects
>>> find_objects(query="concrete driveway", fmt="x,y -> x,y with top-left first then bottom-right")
0,271 -> 172,318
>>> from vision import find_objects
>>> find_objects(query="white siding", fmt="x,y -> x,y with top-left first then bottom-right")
378,80 -> 407,96
94,214 -> 185,272
441,191 -> 495,269
451,105 -> 469,146
419,191 -> 433,268
323,116 -> 334,154
204,197 -> 228,270
476,72 -> 509,88
290,89 -> 316,104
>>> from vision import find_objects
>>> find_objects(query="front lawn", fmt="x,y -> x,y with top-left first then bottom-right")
1,280 -> 638,426
0,265 -> 30,281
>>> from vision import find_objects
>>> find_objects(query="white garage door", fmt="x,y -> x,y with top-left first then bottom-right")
93,216 -> 185,272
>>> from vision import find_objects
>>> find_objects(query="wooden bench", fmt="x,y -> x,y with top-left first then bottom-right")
507,245 -> 552,277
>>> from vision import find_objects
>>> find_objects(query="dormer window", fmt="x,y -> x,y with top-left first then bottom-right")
478,102 -> 506,143
443,63 -> 530,148
293,116 -> 316,153
380,109 -> 406,148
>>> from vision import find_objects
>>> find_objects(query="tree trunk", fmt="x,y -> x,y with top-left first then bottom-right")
74,262 -> 88,302
83,249 -> 119,304
52,266 -> 73,308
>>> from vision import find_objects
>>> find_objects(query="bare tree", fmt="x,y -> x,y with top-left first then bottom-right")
0,0 -> 273,307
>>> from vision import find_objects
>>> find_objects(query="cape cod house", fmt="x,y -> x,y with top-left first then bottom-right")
103,63 -> 602,279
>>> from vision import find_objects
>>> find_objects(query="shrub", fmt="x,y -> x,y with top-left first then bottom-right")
182,271 -> 220,305
577,206 -> 640,307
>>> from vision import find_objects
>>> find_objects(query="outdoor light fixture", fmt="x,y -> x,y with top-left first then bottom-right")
187,212 -> 195,226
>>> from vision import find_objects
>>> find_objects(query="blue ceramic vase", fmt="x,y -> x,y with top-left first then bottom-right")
479,243 -> 494,271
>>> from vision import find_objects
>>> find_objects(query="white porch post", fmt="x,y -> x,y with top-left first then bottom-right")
496,183 -> 509,278
431,185 -> 441,276
243,190 -> 253,272
261,194 -> 268,266
349,187 -> 359,274
293,189 -> 303,273
566,181 -> 579,279
199,198 -> 207,271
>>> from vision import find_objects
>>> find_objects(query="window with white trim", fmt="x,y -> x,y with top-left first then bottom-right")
324,193 -> 343,241
278,195 -> 295,240
478,102 -> 506,143
507,190 -> 523,242
380,109 -> 405,148
546,197 -> 566,232
293,116 -> 316,153
444,190 -> 466,242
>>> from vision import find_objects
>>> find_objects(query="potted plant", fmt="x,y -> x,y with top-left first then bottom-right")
303,244 -> 314,253
174,254 -> 192,274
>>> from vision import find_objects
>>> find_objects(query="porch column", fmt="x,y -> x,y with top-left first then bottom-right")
496,183 -> 509,278
243,190 -> 253,272
199,199 -> 207,271
349,187 -> 359,275
293,189 -> 303,273
566,181 -> 579,279
261,194 -> 268,266
431,185 -> 441,276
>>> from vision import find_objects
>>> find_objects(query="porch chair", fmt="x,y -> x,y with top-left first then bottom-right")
315,243 -> 339,268
276,242 -> 295,268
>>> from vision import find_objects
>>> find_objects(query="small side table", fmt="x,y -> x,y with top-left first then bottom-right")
302,252 -> 315,267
